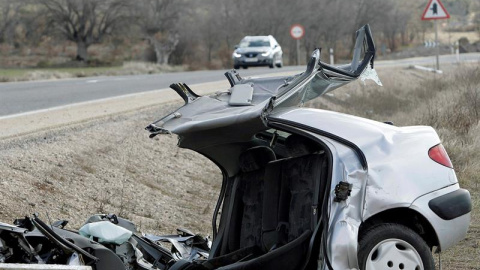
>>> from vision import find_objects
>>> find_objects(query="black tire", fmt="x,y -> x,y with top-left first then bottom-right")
358,223 -> 435,270
275,61 -> 283,68
242,66 -> 248,69
233,65 -> 240,69
269,63 -> 274,68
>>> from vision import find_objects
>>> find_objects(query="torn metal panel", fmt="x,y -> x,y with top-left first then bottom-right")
320,138 -> 367,269
146,25 -> 375,176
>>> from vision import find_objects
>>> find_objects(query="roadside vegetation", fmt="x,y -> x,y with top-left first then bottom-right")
0,63 -> 185,82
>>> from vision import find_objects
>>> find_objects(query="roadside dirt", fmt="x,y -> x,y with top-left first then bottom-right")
0,104 -> 222,237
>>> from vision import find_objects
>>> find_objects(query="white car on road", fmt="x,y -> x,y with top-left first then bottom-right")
232,35 -> 283,69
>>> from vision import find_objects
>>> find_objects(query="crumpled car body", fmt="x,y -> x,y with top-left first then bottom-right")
0,214 -> 210,269
145,25 -> 471,270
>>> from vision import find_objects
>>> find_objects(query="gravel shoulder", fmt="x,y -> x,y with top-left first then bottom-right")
0,102 -> 222,236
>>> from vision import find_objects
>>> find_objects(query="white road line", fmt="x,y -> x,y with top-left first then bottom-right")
0,88 -> 167,120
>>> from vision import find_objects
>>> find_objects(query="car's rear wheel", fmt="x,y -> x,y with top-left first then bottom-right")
358,223 -> 434,270
234,65 -> 240,69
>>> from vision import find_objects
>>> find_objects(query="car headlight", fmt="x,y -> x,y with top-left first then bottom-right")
261,51 -> 272,57
233,52 -> 242,58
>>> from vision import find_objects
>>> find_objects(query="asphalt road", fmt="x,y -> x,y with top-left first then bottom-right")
1,53 -> 479,117
0,66 -> 302,117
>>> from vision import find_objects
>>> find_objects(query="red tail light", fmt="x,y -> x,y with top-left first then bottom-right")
428,144 -> 453,168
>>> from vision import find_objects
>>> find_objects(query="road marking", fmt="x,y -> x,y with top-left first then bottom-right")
0,80 -> 231,139
0,88 -> 168,120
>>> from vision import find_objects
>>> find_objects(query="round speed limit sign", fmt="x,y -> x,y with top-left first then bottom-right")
290,24 -> 305,40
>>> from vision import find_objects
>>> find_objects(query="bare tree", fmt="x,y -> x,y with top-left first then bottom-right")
41,0 -> 129,61
0,0 -> 22,44
379,1 -> 411,52
132,0 -> 184,65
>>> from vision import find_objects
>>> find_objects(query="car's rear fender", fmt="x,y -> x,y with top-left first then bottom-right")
409,183 -> 471,251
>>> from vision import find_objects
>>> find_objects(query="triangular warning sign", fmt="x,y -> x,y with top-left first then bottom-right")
422,0 -> 450,20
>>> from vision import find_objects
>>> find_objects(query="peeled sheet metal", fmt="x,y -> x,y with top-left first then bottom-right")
146,25 -> 375,177
324,139 -> 368,270
146,29 -> 374,142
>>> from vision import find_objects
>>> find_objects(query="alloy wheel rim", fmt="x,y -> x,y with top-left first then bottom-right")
365,238 -> 423,270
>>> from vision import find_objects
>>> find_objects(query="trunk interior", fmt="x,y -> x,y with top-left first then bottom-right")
198,129 -> 332,270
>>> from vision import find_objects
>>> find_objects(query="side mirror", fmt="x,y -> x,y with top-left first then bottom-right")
234,45 -> 239,49
274,44 -> 278,48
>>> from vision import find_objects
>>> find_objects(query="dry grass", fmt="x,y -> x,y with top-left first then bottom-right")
307,63 -> 480,269
424,28 -> 480,44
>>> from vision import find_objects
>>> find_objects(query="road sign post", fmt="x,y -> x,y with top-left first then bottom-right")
290,24 -> 305,65
422,0 -> 450,71
296,39 -> 300,66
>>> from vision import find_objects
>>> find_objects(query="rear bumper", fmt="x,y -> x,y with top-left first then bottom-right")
428,189 -> 472,220
410,184 -> 471,251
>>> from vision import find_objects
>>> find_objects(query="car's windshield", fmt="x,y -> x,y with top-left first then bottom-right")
239,39 -> 270,48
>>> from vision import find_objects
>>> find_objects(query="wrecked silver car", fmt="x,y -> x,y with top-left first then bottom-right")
145,24 -> 471,270
0,25 -> 471,270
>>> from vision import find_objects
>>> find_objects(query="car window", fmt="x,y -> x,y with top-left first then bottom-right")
239,39 -> 270,48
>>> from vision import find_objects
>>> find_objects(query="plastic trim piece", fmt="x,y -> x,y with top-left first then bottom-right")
428,189 -> 472,220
